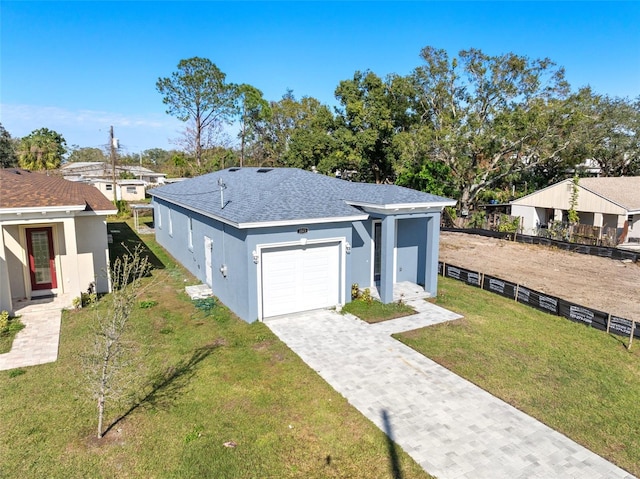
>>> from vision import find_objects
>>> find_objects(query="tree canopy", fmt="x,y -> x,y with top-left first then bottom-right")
153,49 -> 639,211
18,128 -> 67,170
0,123 -> 18,168
156,57 -> 237,167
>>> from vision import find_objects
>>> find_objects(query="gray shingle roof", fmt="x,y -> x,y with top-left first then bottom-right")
150,168 -> 453,226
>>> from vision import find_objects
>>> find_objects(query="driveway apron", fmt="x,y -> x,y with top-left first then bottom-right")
266,301 -> 634,479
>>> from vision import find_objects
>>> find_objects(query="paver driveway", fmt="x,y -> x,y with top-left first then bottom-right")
266,300 -> 634,479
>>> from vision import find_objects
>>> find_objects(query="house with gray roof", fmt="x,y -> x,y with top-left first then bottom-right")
150,167 -> 455,322
511,176 -> 640,243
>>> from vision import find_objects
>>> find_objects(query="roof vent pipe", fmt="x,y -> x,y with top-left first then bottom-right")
218,178 -> 227,209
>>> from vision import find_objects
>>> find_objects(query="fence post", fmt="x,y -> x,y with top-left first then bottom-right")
606,313 -> 611,334
629,321 -> 636,351
514,284 -> 519,302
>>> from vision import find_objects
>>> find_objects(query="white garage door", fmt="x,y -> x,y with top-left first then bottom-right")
261,242 -> 341,318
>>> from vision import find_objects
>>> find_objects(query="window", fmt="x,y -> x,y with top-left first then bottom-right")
105,184 -> 113,191
168,209 -> 173,236
188,217 -> 193,249
126,186 -> 137,194
157,205 -> 162,229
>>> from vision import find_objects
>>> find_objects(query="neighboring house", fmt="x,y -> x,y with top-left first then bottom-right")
150,167 -> 455,322
61,162 -> 166,186
511,176 -> 640,242
92,178 -> 147,201
0,169 -> 117,314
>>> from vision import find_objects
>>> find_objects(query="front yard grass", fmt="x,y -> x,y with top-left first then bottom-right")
0,220 -> 433,479
398,276 -> 640,477
343,299 -> 415,323
0,316 -> 25,354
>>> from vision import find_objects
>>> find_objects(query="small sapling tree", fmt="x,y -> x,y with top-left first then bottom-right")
84,244 -> 152,438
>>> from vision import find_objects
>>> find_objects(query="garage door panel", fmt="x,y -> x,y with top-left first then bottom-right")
261,242 -> 340,318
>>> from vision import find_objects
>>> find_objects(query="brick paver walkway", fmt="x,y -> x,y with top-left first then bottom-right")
0,295 -> 71,371
266,297 -> 635,479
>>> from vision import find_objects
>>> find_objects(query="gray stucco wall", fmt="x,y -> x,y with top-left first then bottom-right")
350,220 -> 373,288
396,217 -> 427,285
244,222 -> 353,322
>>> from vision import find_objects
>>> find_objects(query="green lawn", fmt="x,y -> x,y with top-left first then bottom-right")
398,277 -> 640,477
0,316 -> 25,354
342,298 -> 415,323
0,220 -> 433,479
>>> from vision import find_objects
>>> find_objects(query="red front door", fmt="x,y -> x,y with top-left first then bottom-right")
26,227 -> 57,291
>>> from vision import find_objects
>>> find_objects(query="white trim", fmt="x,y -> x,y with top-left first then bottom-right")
346,200 -> 455,214
0,205 -> 85,215
393,227 -> 397,284
237,215 -> 368,229
256,236 -> 346,321
371,220 -> 381,286
370,219 -> 398,287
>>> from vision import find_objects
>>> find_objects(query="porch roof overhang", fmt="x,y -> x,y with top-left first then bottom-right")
346,199 -> 456,216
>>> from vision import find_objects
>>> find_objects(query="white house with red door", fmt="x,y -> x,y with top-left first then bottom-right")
0,169 -> 116,314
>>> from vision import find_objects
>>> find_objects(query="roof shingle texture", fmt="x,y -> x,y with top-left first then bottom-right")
150,168 -> 452,224
579,177 -> 640,211
0,168 -> 115,211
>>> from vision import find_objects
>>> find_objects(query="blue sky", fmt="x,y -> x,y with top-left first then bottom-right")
1,1 -> 639,154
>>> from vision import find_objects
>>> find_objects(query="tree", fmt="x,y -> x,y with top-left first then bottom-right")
235,84 -> 271,167
570,89 -> 640,177
0,123 -> 18,168
84,244 -> 152,438
156,57 -> 237,167
407,47 -> 573,211
334,71 -> 410,183
67,146 -> 107,163
18,128 -> 67,170
255,90 -> 336,169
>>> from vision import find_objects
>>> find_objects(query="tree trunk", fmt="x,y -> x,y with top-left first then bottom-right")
195,118 -> 202,168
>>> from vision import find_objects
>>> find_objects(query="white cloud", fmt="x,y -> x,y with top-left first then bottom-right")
0,104 -> 185,152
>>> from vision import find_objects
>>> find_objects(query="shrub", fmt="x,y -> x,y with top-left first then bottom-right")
351,283 -> 360,300
361,288 -> 373,304
0,310 -> 9,333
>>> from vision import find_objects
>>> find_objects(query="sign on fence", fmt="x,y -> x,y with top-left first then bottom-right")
481,274 -> 517,300
445,264 -> 481,287
558,299 -> 608,331
516,286 -> 559,315
609,316 -> 634,336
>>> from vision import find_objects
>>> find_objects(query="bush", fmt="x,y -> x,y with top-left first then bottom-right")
0,310 -> 9,334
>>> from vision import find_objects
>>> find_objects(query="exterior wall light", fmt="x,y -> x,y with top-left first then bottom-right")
345,242 -> 351,254
252,250 -> 259,264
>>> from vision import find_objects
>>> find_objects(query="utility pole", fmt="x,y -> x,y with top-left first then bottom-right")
109,126 -> 118,202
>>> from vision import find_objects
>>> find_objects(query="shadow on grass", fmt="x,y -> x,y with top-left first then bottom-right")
103,341 -> 223,436
108,221 -> 164,270
382,409 -> 403,479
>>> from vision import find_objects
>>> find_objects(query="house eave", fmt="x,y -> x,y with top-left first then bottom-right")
0,205 -> 86,215
236,214 -> 370,229
346,200 -> 456,215
152,194 -> 369,229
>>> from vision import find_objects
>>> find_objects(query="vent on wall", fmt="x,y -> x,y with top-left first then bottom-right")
256,168 -> 273,173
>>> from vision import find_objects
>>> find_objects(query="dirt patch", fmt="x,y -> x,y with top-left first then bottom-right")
439,232 -> 640,322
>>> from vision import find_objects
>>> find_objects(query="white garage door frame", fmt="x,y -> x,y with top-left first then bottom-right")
256,236 -> 347,321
